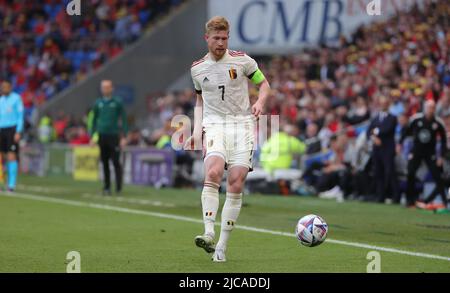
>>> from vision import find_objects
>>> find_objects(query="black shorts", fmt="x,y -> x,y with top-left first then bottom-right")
0,126 -> 18,153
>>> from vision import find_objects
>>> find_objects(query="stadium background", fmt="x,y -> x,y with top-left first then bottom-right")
1,0 -> 450,273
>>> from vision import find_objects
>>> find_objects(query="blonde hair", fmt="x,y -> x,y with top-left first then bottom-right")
205,16 -> 230,34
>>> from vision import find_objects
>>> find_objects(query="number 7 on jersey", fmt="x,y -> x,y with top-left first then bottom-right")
218,85 -> 225,101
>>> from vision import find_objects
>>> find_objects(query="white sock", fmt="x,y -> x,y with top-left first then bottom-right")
201,183 -> 220,239
217,192 -> 242,251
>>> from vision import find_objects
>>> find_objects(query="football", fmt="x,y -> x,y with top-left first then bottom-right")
295,214 -> 328,247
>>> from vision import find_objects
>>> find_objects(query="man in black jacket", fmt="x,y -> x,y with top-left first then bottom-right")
400,100 -> 448,209
367,96 -> 399,203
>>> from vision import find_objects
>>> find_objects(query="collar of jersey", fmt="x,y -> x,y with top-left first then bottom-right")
207,49 -> 229,63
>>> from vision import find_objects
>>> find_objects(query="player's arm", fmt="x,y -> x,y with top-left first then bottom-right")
184,93 -> 203,150
400,116 -> 416,145
437,119 -> 447,159
193,93 -> 203,137
249,69 -> 270,117
185,68 -> 204,150
119,101 -> 128,148
90,101 -> 99,143
14,94 -> 24,142
244,54 -> 270,117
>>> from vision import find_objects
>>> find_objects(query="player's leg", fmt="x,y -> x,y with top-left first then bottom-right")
195,124 -> 227,253
195,155 -> 225,253
5,127 -> 19,192
0,153 -> 4,187
213,164 -> 248,262
213,121 -> 254,262
111,135 -> 122,193
99,135 -> 111,195
0,129 -> 6,188
406,153 -> 421,207
383,152 -> 399,203
373,152 -> 385,202
423,156 -> 447,208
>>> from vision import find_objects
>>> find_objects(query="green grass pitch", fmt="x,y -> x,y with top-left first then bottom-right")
1,175 -> 450,272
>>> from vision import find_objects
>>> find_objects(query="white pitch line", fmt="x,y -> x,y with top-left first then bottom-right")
81,193 -> 176,208
2,191 -> 450,263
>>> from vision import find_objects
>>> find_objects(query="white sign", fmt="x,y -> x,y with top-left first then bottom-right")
208,0 -> 424,54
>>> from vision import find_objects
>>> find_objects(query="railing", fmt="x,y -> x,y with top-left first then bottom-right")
19,144 -> 175,187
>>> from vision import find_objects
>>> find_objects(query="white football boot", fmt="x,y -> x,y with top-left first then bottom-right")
195,234 -> 215,253
212,248 -> 226,262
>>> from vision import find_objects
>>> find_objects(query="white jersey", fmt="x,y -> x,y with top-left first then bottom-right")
190,49 -> 259,126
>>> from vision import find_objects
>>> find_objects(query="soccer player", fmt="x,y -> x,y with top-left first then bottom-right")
400,100 -> 448,209
186,16 -> 271,262
91,80 -> 128,195
0,80 -> 24,192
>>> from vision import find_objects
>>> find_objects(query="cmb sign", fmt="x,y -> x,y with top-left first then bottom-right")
208,0 -> 424,54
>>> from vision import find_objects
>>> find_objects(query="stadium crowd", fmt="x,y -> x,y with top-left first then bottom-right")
0,0 -> 184,124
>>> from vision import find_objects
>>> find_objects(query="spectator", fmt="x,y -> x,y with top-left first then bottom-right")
367,96 -> 400,203
69,126 -> 90,145
37,114 -> 55,144
303,123 -> 322,154
316,135 -> 352,202
260,124 -> 306,174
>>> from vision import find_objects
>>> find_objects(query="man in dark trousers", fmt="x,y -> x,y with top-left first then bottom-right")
367,96 -> 399,203
400,100 -> 448,209
91,80 -> 128,195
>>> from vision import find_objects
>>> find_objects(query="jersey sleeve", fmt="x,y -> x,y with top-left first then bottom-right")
191,68 -> 202,94
91,100 -> 99,135
14,94 -> 24,133
119,100 -> 128,136
243,54 -> 266,84
242,54 -> 259,77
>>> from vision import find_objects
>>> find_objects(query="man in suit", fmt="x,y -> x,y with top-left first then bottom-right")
367,96 -> 399,203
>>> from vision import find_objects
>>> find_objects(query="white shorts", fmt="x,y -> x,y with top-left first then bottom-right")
203,122 -> 255,170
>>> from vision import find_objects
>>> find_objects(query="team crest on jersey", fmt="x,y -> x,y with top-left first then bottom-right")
228,68 -> 237,80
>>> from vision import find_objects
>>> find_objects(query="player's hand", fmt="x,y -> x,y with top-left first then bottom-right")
396,144 -> 402,154
184,131 -> 202,151
437,157 -> 444,167
14,133 -> 21,143
251,101 -> 264,118
372,135 -> 382,146
120,137 -> 127,149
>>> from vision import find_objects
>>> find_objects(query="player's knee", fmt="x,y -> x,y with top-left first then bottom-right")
206,168 -> 223,184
